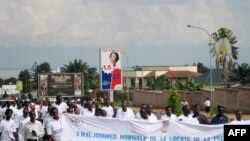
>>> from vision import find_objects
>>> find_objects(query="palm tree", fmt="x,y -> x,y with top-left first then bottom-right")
229,63 -> 250,85
64,59 -> 89,73
64,59 -> 99,91
211,27 -> 239,83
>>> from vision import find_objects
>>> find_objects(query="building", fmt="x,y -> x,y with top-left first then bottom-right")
0,84 -> 20,96
123,65 -> 199,90
195,68 -> 236,91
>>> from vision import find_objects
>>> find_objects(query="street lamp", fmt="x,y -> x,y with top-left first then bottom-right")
187,24 -> 213,100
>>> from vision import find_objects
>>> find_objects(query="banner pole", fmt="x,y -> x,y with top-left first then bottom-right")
110,90 -> 114,102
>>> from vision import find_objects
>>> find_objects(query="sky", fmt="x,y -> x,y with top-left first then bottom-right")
0,0 -> 250,76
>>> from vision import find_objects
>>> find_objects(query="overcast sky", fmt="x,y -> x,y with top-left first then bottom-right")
0,0 -> 249,71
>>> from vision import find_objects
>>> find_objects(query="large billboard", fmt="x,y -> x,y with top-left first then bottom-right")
100,48 -> 122,90
38,73 -> 83,97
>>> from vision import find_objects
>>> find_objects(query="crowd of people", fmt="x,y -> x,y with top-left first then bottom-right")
0,96 -> 245,141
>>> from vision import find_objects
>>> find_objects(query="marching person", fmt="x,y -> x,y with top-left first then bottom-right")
231,110 -> 244,124
0,109 -> 18,141
24,110 -> 44,141
47,107 -> 63,141
160,106 -> 177,121
116,100 -> 135,120
211,105 -> 228,124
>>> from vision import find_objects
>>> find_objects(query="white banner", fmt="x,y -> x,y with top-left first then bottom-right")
58,114 -> 250,141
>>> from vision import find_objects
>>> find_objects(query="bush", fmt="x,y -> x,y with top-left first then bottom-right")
114,90 -> 128,101
166,86 -> 182,116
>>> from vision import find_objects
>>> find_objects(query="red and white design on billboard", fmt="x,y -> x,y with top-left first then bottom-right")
100,48 -> 122,90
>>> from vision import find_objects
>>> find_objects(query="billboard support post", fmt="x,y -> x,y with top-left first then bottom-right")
110,90 -> 114,102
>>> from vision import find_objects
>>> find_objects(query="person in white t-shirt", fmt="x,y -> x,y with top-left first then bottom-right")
0,109 -> 18,141
52,95 -> 68,114
146,104 -> 158,121
231,110 -> 244,124
181,99 -> 189,107
116,100 -> 135,120
47,107 -> 63,141
204,97 -> 211,114
135,104 -> 147,119
102,99 -> 114,118
176,105 -> 199,124
24,110 -> 44,141
82,101 -> 95,116
17,108 -> 30,141
161,106 -> 177,121
135,108 -> 148,120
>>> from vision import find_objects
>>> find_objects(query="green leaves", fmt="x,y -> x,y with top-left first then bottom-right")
146,75 -> 171,90
167,86 -> 182,116
212,27 -> 239,83
229,63 -> 250,85
64,59 -> 99,91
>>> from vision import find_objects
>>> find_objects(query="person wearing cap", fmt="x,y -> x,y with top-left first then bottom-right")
211,105 -> 228,124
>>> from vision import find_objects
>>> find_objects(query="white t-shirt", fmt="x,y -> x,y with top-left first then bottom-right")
102,106 -> 114,117
17,116 -> 30,141
47,118 -> 63,141
43,114 -> 52,129
24,120 -> 45,140
0,119 -> 17,141
135,112 -> 141,119
204,100 -> 211,107
52,102 -> 68,114
176,114 -> 199,124
231,119 -> 244,124
116,108 -> 135,120
41,106 -> 48,120
0,107 -> 4,121
13,108 -> 23,124
82,108 -> 95,117
148,113 -> 158,122
161,114 -> 177,121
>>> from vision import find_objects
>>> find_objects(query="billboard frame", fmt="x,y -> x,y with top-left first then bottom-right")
37,73 -> 84,98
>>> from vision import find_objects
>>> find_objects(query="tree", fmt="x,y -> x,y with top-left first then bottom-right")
0,77 -> 4,87
132,65 -> 142,71
64,59 -> 88,73
175,78 -> 202,91
167,86 -> 182,116
64,59 -> 99,92
147,75 -> 171,90
229,63 -> 250,85
4,77 -> 17,85
184,77 -> 202,91
211,27 -> 239,83
197,62 -> 208,73
18,69 -> 31,92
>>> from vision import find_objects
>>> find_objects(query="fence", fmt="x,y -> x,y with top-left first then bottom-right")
132,87 -> 250,113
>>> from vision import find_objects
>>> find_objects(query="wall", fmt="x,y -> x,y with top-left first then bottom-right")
133,87 -> 250,113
